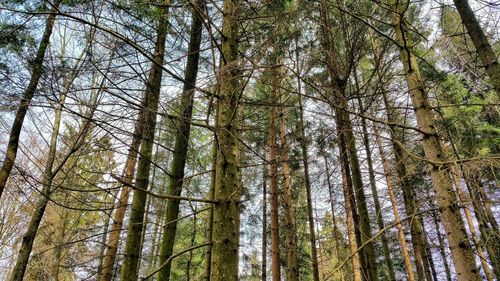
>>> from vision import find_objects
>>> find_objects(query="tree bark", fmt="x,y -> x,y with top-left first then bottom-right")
208,0 -> 242,278
371,33 -> 432,281
325,157 -> 345,281
0,0 -> 62,199
119,3 -> 169,279
157,1 -> 204,279
389,1 -> 481,280
99,118 -> 143,281
373,124 -> 415,281
452,0 -> 500,97
298,89 -> 320,281
356,94 -> 395,281
261,160 -> 267,281
279,94 -> 298,281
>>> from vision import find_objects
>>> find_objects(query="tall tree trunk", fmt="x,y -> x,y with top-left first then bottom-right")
119,3 -> 169,279
157,1 -> 204,278
297,87 -> 320,281
337,91 -> 378,281
0,0 -> 62,199
325,157 -> 345,281
279,95 -> 298,281
380,74 -> 432,281
10,42 -> 96,280
318,2 -> 377,279
464,175 -> 500,278
337,147 -> 363,281
431,211 -> 453,281
356,94 -> 395,281
452,0 -> 500,97
208,0 -> 242,278
203,144 -> 217,281
99,118 -> 144,281
371,33 -> 432,281
388,1 -> 481,280
373,123 -> 415,281
261,160 -> 267,281
268,67 -> 281,281
450,167 -> 493,281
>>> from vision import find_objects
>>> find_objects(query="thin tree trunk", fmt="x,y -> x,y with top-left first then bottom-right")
208,0 -> 242,278
431,211 -> 453,281
338,93 -> 378,281
119,3 -> 169,279
295,35 -> 320,281
261,161 -> 267,281
298,89 -> 320,281
464,175 -> 500,279
203,144 -> 217,281
9,43 -> 97,280
452,0 -> 500,97
450,166 -> 493,281
373,124 -> 415,281
279,94 -> 298,281
157,1 -> 204,278
337,149 -> 363,281
371,33 -> 432,281
325,157 -> 345,281
356,94 -> 395,281
0,0 -> 62,199
388,2 -> 481,280
268,65 -> 281,281
99,118 -> 144,281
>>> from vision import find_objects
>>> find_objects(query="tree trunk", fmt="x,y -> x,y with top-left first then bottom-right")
356,95 -> 395,281
371,33 -> 432,281
203,144 -> 217,281
261,160 -> 267,281
208,0 -> 242,278
373,124 -> 415,281
298,89 -> 320,281
452,0 -> 500,97
0,0 -> 61,199
119,3 -> 169,279
268,65 -> 281,281
337,92 -> 378,281
279,94 -> 298,281
325,157 -> 345,281
157,2 -> 204,279
99,118 -> 144,281
337,146 -> 363,281
431,211 -> 453,281
389,2 -> 481,280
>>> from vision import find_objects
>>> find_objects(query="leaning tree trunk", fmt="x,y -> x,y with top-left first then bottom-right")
157,1 -> 204,279
10,92 -> 66,281
388,1 -> 481,280
119,3 -> 169,280
9,38 -> 97,281
208,0 -> 242,278
452,0 -> 500,97
0,0 -> 62,199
